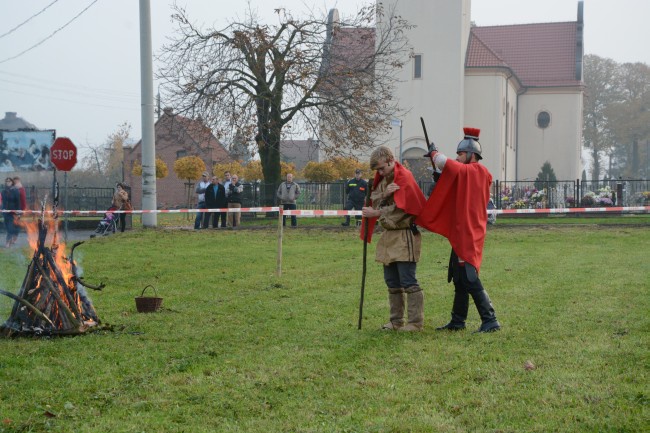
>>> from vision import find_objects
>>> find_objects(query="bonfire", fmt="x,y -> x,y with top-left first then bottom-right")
0,198 -> 104,337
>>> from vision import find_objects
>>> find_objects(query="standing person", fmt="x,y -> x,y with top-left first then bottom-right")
112,183 -> 132,233
361,146 -> 427,331
1,177 -> 20,247
342,169 -> 368,226
194,172 -> 210,230
227,174 -> 243,228
222,171 -> 232,227
416,127 -> 501,333
12,176 -> 27,212
277,173 -> 300,227
203,176 -> 227,228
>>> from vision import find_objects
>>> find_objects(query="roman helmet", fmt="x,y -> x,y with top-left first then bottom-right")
456,127 -> 482,162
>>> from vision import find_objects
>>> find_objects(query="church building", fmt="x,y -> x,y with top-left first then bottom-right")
326,0 -> 584,182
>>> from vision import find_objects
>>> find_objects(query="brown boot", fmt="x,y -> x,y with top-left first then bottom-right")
399,286 -> 424,332
381,288 -> 405,330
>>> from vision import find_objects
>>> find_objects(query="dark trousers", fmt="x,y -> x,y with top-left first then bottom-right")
282,203 -> 297,227
203,211 -> 227,228
343,199 -> 364,224
383,261 -> 418,289
118,213 -> 126,232
3,213 -> 17,243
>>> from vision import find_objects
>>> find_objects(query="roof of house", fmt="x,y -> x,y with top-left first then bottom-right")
468,22 -> 583,87
130,109 -> 231,163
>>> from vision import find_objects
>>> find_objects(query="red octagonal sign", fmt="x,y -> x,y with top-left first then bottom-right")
50,137 -> 77,171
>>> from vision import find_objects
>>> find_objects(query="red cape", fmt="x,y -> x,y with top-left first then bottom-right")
415,160 -> 492,272
360,162 -> 426,243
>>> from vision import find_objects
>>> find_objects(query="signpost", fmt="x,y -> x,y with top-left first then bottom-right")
390,119 -> 403,163
50,137 -> 77,241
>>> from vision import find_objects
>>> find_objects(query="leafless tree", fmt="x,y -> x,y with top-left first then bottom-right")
157,2 -> 412,190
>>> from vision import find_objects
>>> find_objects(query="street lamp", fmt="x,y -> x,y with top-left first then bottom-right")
390,119 -> 403,163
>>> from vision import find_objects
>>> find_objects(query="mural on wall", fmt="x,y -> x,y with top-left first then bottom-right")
0,130 -> 55,172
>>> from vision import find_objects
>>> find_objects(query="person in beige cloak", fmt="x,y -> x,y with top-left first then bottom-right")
362,146 -> 427,331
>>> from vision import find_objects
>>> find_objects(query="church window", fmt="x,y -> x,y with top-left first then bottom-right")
537,111 -> 551,129
413,54 -> 422,79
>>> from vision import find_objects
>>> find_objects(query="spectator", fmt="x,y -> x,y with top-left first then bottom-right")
112,182 -> 132,233
277,173 -> 300,227
194,172 -> 210,230
222,171 -> 232,226
342,169 -> 368,227
203,176 -> 227,228
227,174 -> 244,228
12,176 -> 27,212
1,177 -> 20,247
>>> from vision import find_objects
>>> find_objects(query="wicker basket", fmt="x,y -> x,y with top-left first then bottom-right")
135,285 -> 163,313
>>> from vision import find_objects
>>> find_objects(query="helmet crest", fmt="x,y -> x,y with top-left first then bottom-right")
457,127 -> 483,160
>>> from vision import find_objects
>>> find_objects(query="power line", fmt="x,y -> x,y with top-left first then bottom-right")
0,0 -> 100,65
0,0 -> 60,40
0,86 -> 140,111
0,69 -> 140,98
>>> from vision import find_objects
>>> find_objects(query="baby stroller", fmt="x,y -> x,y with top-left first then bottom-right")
92,206 -> 118,237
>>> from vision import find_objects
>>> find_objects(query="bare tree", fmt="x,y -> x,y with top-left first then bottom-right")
583,55 -> 618,181
157,3 -> 411,194
79,122 -> 131,182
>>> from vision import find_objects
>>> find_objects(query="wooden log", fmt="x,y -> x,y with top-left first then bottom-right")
34,260 -> 80,329
0,290 -> 56,328
44,250 -> 82,321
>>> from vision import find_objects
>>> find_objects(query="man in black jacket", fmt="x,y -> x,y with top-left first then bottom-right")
203,176 -> 227,228
342,169 -> 368,226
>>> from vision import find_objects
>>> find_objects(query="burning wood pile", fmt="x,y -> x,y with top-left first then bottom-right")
1,205 -> 105,337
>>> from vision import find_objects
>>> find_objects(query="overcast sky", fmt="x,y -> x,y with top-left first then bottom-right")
0,0 -> 648,158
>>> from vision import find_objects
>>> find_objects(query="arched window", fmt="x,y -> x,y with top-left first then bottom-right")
537,111 -> 551,129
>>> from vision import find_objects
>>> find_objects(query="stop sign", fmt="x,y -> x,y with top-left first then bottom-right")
50,137 -> 77,171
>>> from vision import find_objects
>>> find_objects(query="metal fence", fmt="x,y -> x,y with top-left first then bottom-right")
493,179 -> 650,209
26,186 -> 114,211
22,180 -> 649,212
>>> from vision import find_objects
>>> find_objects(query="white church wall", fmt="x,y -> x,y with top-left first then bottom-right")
377,0 -> 471,160
517,90 -> 583,181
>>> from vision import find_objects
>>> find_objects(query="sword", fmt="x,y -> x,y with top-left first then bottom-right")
421,117 -> 437,157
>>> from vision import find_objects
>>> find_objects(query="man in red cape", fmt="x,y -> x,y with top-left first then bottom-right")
416,128 -> 501,333
360,146 -> 427,331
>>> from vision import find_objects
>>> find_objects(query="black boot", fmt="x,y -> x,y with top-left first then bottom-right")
470,290 -> 500,333
436,287 -> 469,331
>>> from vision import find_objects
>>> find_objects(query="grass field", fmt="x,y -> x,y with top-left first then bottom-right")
0,220 -> 648,432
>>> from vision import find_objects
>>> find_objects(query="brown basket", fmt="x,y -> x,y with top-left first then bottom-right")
135,285 -> 163,313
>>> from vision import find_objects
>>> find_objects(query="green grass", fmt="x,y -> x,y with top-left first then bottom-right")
0,223 -> 648,432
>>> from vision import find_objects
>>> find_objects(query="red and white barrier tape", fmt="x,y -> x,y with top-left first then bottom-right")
2,206 -> 649,216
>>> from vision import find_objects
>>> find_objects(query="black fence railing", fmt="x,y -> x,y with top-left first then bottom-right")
493,179 -> 650,209
26,186 -> 114,211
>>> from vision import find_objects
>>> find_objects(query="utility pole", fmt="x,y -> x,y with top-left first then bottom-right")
139,0 -> 157,226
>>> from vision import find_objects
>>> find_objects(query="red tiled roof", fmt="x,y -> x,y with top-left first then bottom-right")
468,22 -> 582,87
133,111 -> 231,163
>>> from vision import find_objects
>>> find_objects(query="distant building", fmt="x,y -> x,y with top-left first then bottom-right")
124,108 -> 232,209
280,138 -> 321,171
0,112 -> 37,131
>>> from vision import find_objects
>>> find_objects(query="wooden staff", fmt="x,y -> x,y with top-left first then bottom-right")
358,182 -> 373,330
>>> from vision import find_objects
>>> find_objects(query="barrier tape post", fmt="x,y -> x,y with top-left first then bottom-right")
276,207 -> 283,277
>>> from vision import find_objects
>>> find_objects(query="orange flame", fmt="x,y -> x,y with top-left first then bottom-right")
16,210 -> 95,328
